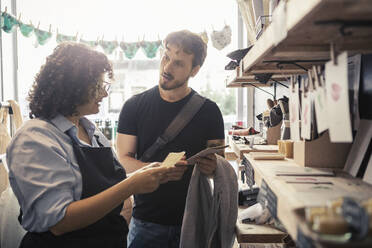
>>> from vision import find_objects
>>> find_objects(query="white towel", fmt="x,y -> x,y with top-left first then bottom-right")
180,155 -> 238,248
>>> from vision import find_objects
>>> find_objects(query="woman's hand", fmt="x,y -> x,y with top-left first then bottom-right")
129,163 -> 165,194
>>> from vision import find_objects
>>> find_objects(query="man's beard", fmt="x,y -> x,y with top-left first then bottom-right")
160,77 -> 189,91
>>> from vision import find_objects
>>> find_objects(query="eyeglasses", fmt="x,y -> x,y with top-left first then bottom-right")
97,81 -> 111,93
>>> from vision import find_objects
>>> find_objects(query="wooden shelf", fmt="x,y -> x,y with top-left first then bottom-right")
242,0 -> 372,75
225,61 -> 287,88
244,153 -> 372,242
236,216 -> 287,244
236,179 -> 288,244
228,135 -> 278,160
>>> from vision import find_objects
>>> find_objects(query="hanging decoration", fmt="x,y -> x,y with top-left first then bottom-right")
2,11 -> 18,33
56,31 -> 78,43
19,22 -> 34,37
141,40 -> 162,59
1,14 -> 4,28
120,41 -> 140,59
34,25 -> 52,46
79,37 -> 99,48
99,39 -> 118,55
210,25 -> 232,50
0,8 -> 231,58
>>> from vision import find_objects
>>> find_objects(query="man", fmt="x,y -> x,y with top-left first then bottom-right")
116,30 -> 225,248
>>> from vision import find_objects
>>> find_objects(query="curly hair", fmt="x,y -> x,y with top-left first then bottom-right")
164,30 -> 207,68
28,42 -> 113,119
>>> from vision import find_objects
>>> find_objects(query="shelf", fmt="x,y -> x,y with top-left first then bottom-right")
236,216 -> 287,244
225,61 -> 287,88
244,153 -> 372,242
236,179 -> 288,244
228,135 -> 278,160
242,0 -> 372,75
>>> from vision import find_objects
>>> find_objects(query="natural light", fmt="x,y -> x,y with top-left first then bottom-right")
5,0 -> 239,128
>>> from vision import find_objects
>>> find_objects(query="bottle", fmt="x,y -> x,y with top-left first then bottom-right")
98,120 -> 104,134
104,119 -> 112,141
113,120 -> 118,141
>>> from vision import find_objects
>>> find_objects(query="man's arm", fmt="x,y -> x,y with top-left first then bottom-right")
116,133 -> 149,173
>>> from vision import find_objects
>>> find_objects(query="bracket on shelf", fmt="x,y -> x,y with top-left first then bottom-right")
254,73 -> 273,84
247,83 -> 275,98
263,60 -> 328,72
315,19 -> 372,37
251,73 -> 290,100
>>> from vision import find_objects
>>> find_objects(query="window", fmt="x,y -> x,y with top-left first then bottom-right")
12,0 -> 238,130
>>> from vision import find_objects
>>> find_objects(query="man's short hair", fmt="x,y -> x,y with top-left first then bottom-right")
164,30 -> 207,68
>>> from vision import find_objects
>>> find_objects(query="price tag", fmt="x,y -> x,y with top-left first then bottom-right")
301,86 -> 312,140
325,51 -> 353,142
313,66 -> 328,133
289,77 -> 301,141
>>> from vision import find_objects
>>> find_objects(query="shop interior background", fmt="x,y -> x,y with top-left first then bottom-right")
0,0 -> 259,134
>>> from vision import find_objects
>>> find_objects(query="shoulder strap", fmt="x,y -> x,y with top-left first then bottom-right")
140,93 -> 206,162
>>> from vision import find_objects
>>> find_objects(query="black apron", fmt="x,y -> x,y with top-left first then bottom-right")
19,133 -> 128,248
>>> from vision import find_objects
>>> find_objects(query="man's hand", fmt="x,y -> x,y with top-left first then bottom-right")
195,153 -> 217,176
161,158 -> 188,183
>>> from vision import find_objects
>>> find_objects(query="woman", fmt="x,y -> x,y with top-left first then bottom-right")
6,42 -> 182,247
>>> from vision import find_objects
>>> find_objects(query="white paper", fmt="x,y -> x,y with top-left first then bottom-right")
344,120 -> 372,176
313,67 -> 328,133
301,90 -> 312,140
162,151 -> 185,168
290,82 -> 301,141
325,52 -> 353,142
186,145 -> 228,164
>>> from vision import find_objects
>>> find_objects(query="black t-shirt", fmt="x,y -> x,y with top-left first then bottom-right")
118,86 -> 225,225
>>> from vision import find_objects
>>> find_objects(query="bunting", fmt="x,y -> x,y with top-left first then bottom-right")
1,9 -> 230,59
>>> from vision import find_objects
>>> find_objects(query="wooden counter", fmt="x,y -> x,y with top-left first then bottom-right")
243,153 -> 372,243
228,135 -> 278,160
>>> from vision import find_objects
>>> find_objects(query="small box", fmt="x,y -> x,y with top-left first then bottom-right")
293,131 -> 352,168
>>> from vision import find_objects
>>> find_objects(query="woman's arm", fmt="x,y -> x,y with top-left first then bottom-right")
50,165 -> 168,235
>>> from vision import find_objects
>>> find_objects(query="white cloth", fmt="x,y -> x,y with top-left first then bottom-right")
180,155 -> 238,248
0,157 -> 26,248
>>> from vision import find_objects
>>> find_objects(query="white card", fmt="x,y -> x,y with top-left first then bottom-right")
344,120 -> 372,176
325,51 -> 353,142
301,90 -> 312,140
289,81 -> 301,141
162,151 -> 185,168
313,67 -> 328,133
187,145 -> 228,164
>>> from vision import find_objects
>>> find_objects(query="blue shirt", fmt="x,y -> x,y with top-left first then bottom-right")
6,115 -> 112,232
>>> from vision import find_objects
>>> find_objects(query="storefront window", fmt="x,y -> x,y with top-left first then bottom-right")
12,0 -> 238,130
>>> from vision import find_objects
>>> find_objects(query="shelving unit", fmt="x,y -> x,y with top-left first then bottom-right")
231,0 -> 372,246
228,135 -> 278,160
225,62 -> 286,88
244,153 -> 372,244
242,0 -> 372,76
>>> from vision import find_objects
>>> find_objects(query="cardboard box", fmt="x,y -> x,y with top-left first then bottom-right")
293,131 -> 352,168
